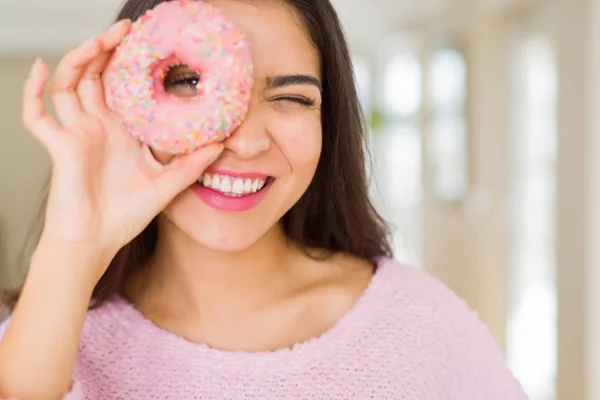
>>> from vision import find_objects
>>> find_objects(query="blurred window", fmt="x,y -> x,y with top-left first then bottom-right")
506,35 -> 558,400
426,48 -> 469,203
364,51 -> 424,266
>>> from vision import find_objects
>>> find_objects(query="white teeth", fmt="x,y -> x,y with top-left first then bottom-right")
201,173 -> 270,195
211,175 -> 221,190
202,174 -> 212,187
220,176 -> 232,192
232,178 -> 244,194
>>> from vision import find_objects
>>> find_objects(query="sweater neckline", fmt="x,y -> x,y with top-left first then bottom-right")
109,257 -> 391,364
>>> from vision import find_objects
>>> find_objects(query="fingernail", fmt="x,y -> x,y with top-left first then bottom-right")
208,143 -> 224,156
81,37 -> 98,51
29,58 -> 40,76
112,19 -> 131,31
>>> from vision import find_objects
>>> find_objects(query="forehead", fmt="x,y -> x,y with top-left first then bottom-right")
205,0 -> 320,79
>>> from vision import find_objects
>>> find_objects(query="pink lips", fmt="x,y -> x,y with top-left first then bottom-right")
192,169 -> 273,212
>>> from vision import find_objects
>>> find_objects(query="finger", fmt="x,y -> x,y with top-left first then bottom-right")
141,144 -> 164,172
22,59 -> 64,150
48,37 -> 102,126
79,20 -> 131,114
153,144 -> 224,205
149,147 -> 175,166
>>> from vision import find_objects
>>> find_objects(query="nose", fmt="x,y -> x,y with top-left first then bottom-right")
223,102 -> 270,158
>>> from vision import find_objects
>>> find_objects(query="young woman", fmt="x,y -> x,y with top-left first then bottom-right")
0,0 -> 527,398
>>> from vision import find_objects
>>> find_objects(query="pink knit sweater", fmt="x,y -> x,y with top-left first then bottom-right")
0,258 -> 527,399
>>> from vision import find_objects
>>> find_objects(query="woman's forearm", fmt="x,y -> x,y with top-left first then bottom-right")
0,240 -> 108,400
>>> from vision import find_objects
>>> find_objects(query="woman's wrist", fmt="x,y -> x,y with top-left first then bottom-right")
31,234 -> 117,285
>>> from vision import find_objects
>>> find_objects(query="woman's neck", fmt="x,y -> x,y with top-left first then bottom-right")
125,217 -> 307,323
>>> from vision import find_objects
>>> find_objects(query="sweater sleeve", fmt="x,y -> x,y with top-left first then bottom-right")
0,318 -> 84,400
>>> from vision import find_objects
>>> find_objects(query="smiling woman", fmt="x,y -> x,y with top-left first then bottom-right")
0,0 -> 527,399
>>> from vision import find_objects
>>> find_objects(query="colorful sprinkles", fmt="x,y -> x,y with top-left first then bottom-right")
106,0 -> 254,154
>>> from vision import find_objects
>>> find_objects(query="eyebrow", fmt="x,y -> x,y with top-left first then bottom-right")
266,74 -> 322,93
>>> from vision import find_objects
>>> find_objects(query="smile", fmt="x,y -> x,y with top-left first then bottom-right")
198,173 -> 271,197
192,170 -> 275,212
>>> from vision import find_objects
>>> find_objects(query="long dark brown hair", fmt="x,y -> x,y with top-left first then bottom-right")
4,0 -> 392,311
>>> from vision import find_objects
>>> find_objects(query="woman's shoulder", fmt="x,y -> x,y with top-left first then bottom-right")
371,256 -> 488,335
368,258 -> 526,397
374,257 -> 474,308
364,257 -> 503,359
312,253 -> 484,331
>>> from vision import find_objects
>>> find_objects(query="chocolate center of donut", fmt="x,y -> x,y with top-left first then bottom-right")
163,64 -> 202,99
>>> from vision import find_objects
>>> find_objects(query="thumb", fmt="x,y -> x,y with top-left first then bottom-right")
153,143 -> 224,204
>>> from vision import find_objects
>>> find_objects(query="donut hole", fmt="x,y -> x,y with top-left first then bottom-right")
163,64 -> 202,98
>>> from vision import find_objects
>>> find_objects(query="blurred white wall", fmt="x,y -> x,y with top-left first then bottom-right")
0,57 -> 58,286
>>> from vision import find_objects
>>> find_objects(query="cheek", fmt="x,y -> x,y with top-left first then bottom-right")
271,113 -> 322,171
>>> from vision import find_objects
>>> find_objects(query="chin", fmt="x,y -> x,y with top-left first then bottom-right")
181,219 -> 274,253
159,187 -> 287,253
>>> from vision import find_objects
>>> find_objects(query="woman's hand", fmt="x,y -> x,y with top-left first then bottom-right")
23,19 -> 223,274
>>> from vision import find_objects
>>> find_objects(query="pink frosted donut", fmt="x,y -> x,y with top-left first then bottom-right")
106,0 -> 254,154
